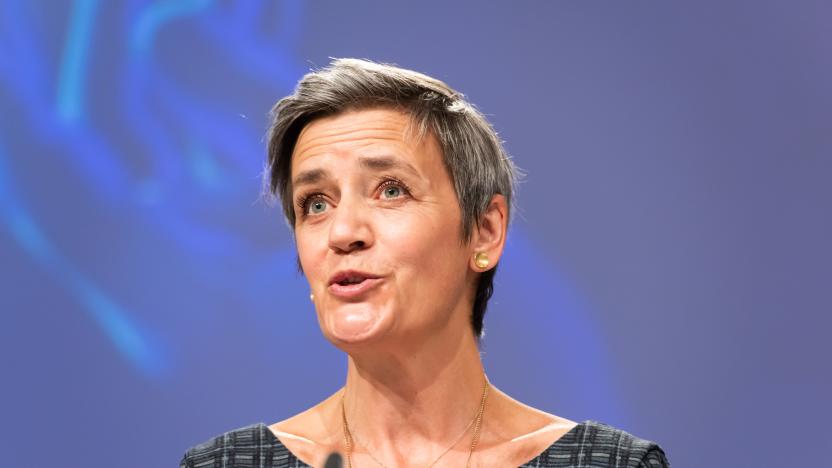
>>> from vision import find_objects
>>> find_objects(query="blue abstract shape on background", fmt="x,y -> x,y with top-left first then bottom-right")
195,0 -> 306,89
0,140 -> 172,379
56,0 -> 100,122
131,0 -> 215,55
188,139 -> 225,191
0,0 -> 307,380
69,274 -> 172,378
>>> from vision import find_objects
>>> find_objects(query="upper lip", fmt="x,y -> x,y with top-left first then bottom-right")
328,270 -> 382,286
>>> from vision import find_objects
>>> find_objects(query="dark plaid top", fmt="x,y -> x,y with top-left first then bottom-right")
180,420 -> 669,467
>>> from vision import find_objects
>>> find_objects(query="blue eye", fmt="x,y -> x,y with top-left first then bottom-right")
307,198 -> 328,215
379,178 -> 410,199
382,186 -> 402,198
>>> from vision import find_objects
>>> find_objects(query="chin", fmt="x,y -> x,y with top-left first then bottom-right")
318,303 -> 393,348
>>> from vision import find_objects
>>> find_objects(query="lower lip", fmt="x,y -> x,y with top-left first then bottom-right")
328,278 -> 383,299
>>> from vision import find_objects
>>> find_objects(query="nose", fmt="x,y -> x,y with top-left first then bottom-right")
327,194 -> 373,254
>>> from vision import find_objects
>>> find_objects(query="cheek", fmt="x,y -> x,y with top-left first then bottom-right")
379,216 -> 469,330
380,210 -> 467,285
295,228 -> 328,283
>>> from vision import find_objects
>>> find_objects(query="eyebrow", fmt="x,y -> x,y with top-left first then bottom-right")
358,155 -> 421,177
292,168 -> 328,189
291,155 -> 421,190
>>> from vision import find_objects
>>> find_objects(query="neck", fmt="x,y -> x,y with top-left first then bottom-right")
339,314 -> 486,462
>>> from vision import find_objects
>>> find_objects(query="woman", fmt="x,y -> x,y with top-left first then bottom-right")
181,59 -> 670,467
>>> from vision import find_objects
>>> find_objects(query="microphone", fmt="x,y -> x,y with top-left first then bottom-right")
323,452 -> 344,468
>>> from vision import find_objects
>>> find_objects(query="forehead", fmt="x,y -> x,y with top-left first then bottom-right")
290,108 -> 442,175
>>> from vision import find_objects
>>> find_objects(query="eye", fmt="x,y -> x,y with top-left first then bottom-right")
382,186 -> 402,198
298,193 -> 329,217
307,197 -> 328,215
378,179 -> 409,199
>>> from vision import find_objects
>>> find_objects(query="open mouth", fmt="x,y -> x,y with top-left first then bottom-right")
336,275 -> 367,286
328,270 -> 383,298
329,270 -> 379,286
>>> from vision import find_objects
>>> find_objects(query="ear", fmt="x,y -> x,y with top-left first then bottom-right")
469,194 -> 508,272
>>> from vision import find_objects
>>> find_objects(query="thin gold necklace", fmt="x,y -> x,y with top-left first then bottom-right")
340,377 -> 489,468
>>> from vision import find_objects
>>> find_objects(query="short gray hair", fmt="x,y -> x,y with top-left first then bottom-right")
264,58 -> 519,337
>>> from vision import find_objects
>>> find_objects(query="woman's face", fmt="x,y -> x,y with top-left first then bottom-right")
291,108 -> 475,348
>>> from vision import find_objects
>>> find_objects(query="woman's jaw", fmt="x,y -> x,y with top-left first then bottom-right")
320,298 -> 393,346
315,274 -> 474,353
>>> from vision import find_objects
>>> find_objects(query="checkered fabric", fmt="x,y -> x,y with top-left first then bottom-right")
180,420 -> 669,467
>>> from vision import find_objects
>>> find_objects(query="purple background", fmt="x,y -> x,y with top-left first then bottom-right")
1,1 -> 830,466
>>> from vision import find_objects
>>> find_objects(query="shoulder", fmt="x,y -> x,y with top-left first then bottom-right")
523,420 -> 670,468
179,423 -> 309,468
